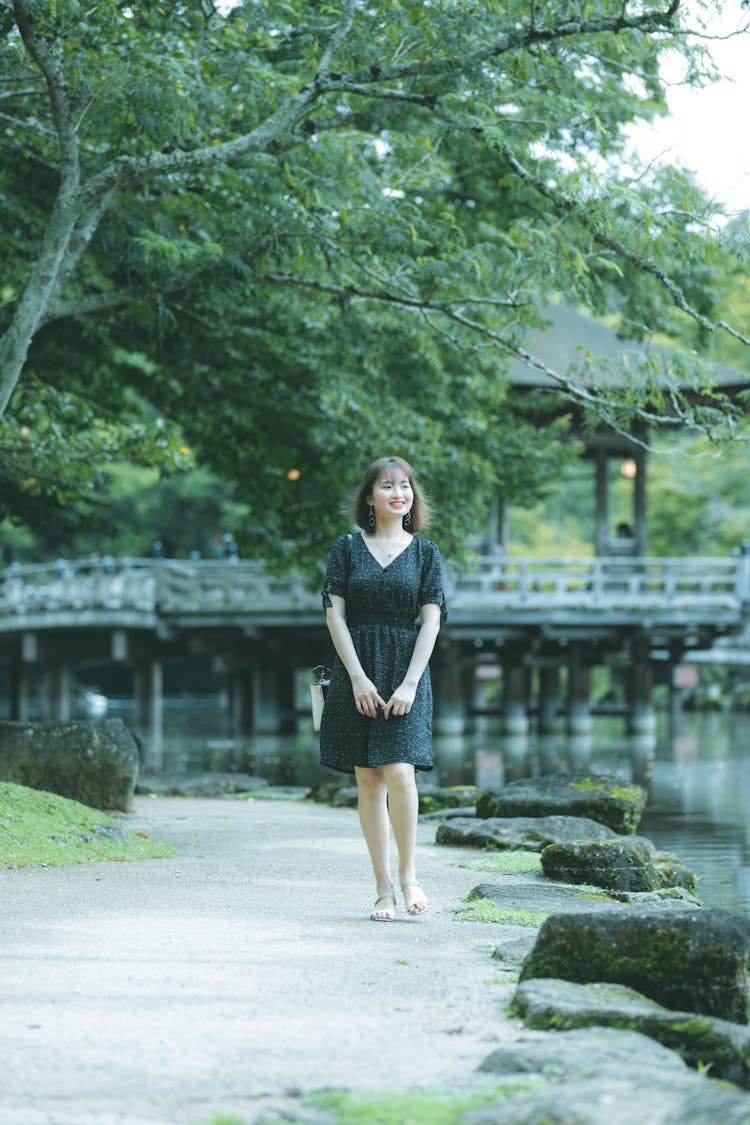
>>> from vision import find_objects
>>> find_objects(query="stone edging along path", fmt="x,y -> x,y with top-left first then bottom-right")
133,769 -> 750,1124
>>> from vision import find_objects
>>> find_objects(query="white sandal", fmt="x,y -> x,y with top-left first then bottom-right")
401,881 -> 430,916
370,894 -> 396,922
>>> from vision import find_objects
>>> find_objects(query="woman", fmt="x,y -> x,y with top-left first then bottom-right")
320,456 -> 446,921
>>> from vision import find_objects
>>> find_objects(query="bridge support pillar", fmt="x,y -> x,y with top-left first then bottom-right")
228,668 -> 254,739
502,647 -> 530,735
253,658 -> 297,735
567,644 -> 594,735
626,638 -> 657,735
135,657 -> 163,769
42,663 -> 72,722
538,664 -> 564,734
432,642 -> 468,736
9,662 -> 32,722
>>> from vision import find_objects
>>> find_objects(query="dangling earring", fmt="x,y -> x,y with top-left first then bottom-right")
368,505 -> 375,528
404,509 -> 412,528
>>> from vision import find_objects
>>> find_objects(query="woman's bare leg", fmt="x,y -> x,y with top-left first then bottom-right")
355,765 -> 395,918
383,762 -> 429,914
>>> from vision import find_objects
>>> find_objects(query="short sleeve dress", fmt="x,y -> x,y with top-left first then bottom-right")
319,532 -> 447,775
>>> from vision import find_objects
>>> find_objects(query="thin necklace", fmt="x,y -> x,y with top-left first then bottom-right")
368,533 -> 410,558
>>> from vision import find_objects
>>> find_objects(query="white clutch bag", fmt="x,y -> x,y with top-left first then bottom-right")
311,665 -> 330,731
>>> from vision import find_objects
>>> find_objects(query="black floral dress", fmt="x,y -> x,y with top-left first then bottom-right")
320,532 -> 447,775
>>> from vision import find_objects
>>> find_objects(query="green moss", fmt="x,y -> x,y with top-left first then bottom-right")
576,890 -> 622,902
569,777 -> 644,803
307,1080 -> 542,1124
453,898 -> 550,927
419,786 -> 478,813
453,851 -> 543,875
0,782 -> 174,868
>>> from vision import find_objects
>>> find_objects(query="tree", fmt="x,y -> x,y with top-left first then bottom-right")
1,0 -> 749,568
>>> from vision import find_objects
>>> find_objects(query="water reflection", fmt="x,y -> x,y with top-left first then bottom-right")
117,697 -> 750,914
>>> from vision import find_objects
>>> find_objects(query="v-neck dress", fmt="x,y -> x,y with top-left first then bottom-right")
319,532 -> 447,775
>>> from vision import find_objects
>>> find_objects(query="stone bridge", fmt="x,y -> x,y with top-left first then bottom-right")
0,550 -> 747,759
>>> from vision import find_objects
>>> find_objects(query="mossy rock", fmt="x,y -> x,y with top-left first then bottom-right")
541,838 -> 662,893
653,851 -> 698,893
436,814 -> 617,852
306,777 -> 351,803
477,771 -> 647,834
0,718 -> 138,811
520,908 -> 750,1023
417,785 -> 479,813
331,786 -> 359,808
513,977 -> 750,1088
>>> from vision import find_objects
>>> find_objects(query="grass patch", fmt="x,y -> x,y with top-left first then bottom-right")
0,782 -> 174,868
452,898 -> 550,927
307,1080 -> 542,1124
453,851 -> 542,876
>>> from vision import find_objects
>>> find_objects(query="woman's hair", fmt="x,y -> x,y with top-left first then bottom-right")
351,456 -> 432,533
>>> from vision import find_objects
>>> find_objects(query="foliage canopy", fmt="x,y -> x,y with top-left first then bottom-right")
1,0 -> 749,568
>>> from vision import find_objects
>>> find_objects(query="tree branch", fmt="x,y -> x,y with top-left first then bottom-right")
258,269 -> 742,438
0,1 -> 85,416
78,1 -> 364,209
41,286 -> 138,325
13,0 -> 78,175
500,142 -> 750,348
340,1 -> 682,86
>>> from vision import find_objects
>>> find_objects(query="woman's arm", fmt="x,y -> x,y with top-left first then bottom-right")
325,594 -> 386,718
383,603 -> 442,719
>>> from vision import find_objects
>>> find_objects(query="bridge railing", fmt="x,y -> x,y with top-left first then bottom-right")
0,552 -> 748,618
451,554 -> 750,608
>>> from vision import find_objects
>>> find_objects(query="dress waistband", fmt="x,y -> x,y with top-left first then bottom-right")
348,618 -> 417,630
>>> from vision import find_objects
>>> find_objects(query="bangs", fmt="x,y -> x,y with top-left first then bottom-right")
373,457 -> 412,486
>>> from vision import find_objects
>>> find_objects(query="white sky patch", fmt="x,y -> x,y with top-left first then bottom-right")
215,0 -> 749,214
626,1 -> 750,215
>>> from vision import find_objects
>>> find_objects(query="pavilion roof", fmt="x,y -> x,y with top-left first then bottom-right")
507,305 -> 749,393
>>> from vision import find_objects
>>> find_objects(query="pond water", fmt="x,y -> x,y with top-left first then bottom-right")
111,697 -> 750,915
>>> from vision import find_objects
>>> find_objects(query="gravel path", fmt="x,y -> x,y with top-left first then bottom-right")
0,796 -> 526,1125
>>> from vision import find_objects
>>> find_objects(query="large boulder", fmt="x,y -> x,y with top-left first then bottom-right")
417,785 -> 479,813
541,837 -> 661,892
464,1065 -> 750,1124
472,1028 -> 750,1125
136,771 -> 269,797
478,1026 -> 689,1080
520,908 -> 750,1023
436,814 -> 618,851
0,718 -> 139,811
541,837 -> 697,893
470,881 -> 699,924
513,977 -> 750,1089
476,772 -> 647,834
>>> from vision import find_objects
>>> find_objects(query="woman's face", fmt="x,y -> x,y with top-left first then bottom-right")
368,470 -> 413,525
